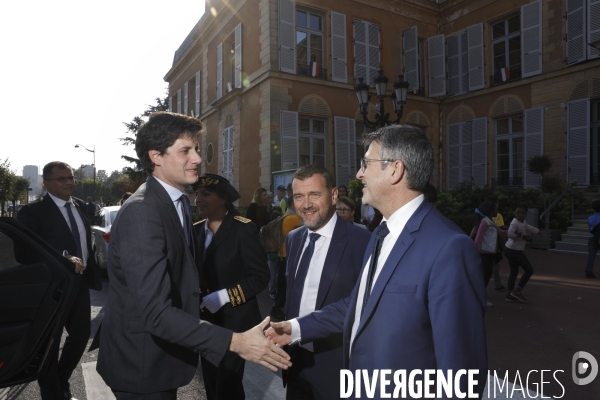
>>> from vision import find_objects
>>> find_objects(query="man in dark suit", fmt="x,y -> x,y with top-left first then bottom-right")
282,165 -> 370,399
96,112 -> 290,400
17,161 -> 103,400
267,125 -> 487,399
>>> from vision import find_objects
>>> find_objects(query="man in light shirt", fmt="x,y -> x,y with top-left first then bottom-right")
267,125 -> 487,399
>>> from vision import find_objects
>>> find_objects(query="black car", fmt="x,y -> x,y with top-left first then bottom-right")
0,217 -> 80,389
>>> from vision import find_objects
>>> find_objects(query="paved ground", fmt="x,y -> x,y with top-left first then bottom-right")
3,246 -> 599,399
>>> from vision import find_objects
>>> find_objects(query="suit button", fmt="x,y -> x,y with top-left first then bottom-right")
201,352 -> 207,358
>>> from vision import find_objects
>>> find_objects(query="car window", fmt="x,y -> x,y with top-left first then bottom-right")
0,230 -> 45,271
98,211 -> 106,228
108,210 -> 119,226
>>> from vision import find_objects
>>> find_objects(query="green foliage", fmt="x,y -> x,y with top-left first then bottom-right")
348,179 -> 364,207
526,155 -> 553,176
0,159 -> 15,215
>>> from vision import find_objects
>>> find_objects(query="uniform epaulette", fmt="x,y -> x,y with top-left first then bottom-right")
234,216 -> 251,223
193,219 -> 207,226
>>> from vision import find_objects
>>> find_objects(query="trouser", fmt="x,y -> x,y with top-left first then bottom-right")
112,389 -> 177,400
504,247 -> 534,291
201,351 -> 245,400
286,348 -> 339,400
480,253 -> 495,288
585,237 -> 599,273
38,283 -> 91,399
273,257 -> 287,309
268,258 -> 279,297
493,261 -> 503,288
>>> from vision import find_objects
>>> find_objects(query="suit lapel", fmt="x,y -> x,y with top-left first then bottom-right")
205,214 -> 233,259
284,226 -> 308,316
43,195 -> 75,244
147,176 -> 188,244
315,218 -> 347,310
194,223 -> 207,267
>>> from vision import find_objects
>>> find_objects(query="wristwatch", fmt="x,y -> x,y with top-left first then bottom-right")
62,250 -> 69,257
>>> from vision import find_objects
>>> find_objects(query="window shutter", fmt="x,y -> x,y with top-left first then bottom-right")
354,20 -> 368,84
588,0 -> 600,60
461,120 -> 473,185
216,42 -> 223,100
428,34 -> 446,97
446,35 -> 460,96
331,11 -> 347,83
235,23 -> 242,88
335,117 -> 356,188
278,0 -> 296,73
471,118 -> 488,187
177,89 -> 181,113
280,111 -> 299,169
222,126 -> 234,183
183,83 -> 189,115
467,23 -> 484,91
447,123 -> 462,189
349,122 -> 357,175
403,26 -> 419,93
195,71 -> 201,117
367,23 -> 380,86
521,0 -> 542,78
567,98 -> 590,185
169,96 -> 172,112
524,107 -> 544,188
566,0 -> 587,65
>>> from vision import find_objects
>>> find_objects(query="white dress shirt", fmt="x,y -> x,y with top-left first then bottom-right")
153,175 -> 186,228
290,212 -> 339,351
48,192 -> 89,268
349,194 -> 424,351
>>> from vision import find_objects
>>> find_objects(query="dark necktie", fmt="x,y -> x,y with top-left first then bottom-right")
180,194 -> 195,259
361,222 -> 390,318
64,202 -> 83,259
287,232 -> 320,319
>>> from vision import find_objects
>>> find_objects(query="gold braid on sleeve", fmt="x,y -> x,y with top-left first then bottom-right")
227,285 -> 246,307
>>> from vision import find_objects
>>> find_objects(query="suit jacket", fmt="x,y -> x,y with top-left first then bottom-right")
96,176 -> 232,394
194,213 -> 269,332
299,201 -> 488,398
16,194 -> 102,291
284,216 -> 370,385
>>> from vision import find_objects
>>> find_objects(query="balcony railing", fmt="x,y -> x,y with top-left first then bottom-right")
297,60 -> 327,80
491,177 -> 523,189
490,66 -> 522,87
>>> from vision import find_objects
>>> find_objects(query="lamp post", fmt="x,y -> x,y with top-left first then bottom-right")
354,70 -> 409,129
75,144 -> 96,195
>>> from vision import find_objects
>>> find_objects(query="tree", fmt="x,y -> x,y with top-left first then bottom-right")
97,169 -> 108,183
0,159 -> 14,216
11,176 -> 30,209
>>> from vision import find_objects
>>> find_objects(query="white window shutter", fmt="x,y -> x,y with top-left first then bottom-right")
521,0 -> 542,78
280,111 -> 299,169
177,89 -> 181,113
588,0 -> 600,59
169,96 -> 172,112
183,83 -> 189,115
467,23 -> 484,91
403,26 -> 419,93
367,23 -> 380,86
335,116 -> 354,188
195,71 -> 201,117
278,0 -> 296,73
471,118 -> 488,187
446,35 -> 460,96
460,32 -> 469,93
224,126 -> 234,183
567,98 -> 590,185
216,42 -> 223,100
524,107 -> 544,188
428,34 -> 446,97
349,122 -> 357,175
235,23 -> 243,88
331,11 -> 347,83
566,0 -> 587,65
353,19 -> 368,84
447,123 -> 461,189
461,120 -> 473,184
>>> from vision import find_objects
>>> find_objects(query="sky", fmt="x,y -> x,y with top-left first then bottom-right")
0,1 -> 206,177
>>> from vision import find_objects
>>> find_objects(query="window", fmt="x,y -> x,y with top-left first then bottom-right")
353,19 -> 380,86
299,117 -> 326,167
592,100 -> 600,184
496,115 -> 524,186
296,10 -> 325,79
223,126 -> 234,182
491,15 -> 521,85
566,0 -> 600,65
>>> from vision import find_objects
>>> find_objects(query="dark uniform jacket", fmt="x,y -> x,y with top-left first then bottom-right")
194,212 -> 269,332
16,194 -> 102,291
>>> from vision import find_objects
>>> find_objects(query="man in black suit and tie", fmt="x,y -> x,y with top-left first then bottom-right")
283,165 -> 370,400
17,161 -> 103,400
96,112 -> 291,400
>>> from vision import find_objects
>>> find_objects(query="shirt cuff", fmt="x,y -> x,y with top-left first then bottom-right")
290,318 -> 301,344
217,289 -> 230,306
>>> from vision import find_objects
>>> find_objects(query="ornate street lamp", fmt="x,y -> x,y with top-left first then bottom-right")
75,144 -> 96,195
354,70 -> 409,129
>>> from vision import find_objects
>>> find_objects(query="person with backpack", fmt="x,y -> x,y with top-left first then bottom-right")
585,199 -> 600,279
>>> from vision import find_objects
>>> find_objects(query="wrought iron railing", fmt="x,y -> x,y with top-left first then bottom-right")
297,60 -> 327,80
491,177 -> 523,189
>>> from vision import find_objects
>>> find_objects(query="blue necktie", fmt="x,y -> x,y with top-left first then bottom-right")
64,202 -> 83,259
180,194 -> 195,260
361,222 -> 389,318
287,233 -> 320,319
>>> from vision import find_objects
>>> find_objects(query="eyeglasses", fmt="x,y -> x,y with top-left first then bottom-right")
360,158 -> 395,172
336,207 -> 352,213
46,176 -> 76,183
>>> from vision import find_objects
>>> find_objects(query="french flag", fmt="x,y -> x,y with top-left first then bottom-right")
501,67 -> 510,82
311,61 -> 320,77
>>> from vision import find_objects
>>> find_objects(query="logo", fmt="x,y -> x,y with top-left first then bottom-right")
572,351 -> 598,385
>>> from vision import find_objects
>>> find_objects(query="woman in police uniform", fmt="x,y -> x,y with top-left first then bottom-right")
193,173 -> 269,400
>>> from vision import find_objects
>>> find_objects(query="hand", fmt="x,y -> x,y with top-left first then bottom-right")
264,320 -> 292,347
200,289 -> 229,313
65,254 -> 84,274
229,317 -> 292,372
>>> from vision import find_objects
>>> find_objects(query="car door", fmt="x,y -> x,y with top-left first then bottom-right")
0,217 -> 79,388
